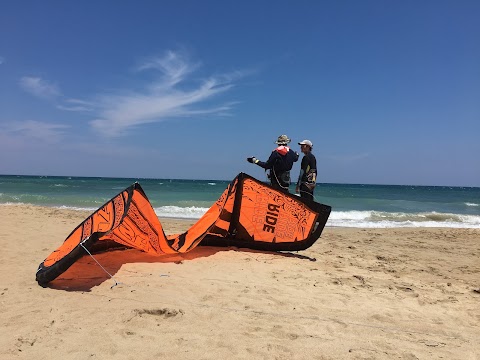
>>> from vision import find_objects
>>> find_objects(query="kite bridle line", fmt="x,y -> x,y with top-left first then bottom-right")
74,181 -> 237,286
80,237 -> 122,289
270,167 -> 290,191
270,167 -> 318,201
297,183 -> 318,202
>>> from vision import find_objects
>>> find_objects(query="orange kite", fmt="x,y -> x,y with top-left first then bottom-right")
36,173 -> 331,285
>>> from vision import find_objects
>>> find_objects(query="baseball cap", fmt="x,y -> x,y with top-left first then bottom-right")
298,139 -> 313,147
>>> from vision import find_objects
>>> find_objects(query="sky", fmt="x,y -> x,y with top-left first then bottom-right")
1,1 -> 479,186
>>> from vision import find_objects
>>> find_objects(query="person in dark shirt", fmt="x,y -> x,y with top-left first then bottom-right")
295,139 -> 317,200
247,134 -> 299,193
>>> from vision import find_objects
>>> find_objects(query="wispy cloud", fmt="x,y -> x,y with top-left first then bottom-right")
88,50 -> 244,136
18,75 -> 93,111
19,76 -> 61,100
56,98 -> 94,112
135,50 -> 199,88
17,50 -> 248,137
2,120 -> 69,143
0,56 -> 4,65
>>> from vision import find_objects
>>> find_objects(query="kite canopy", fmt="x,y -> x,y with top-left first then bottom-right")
36,173 -> 331,286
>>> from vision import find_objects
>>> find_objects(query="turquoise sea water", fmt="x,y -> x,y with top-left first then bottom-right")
1,174 -> 479,228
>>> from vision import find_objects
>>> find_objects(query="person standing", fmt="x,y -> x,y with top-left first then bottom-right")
295,139 -> 317,200
247,135 -> 299,193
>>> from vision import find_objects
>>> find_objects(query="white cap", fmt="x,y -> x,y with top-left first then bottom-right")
298,139 -> 313,147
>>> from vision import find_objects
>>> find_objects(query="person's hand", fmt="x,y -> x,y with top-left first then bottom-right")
247,156 -> 258,164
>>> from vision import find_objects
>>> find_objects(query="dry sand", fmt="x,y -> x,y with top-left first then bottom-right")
0,205 -> 479,359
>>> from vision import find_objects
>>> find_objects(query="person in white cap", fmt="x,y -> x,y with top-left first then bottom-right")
247,134 -> 299,193
296,140 -> 317,200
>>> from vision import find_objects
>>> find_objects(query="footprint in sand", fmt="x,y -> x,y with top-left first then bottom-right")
15,336 -> 37,352
134,308 -> 185,318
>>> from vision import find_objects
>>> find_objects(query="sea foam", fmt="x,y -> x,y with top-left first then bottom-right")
154,205 -> 209,219
328,210 -> 480,228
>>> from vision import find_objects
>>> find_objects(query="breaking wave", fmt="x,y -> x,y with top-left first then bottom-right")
152,207 -> 480,228
328,210 -> 480,228
154,205 -> 209,219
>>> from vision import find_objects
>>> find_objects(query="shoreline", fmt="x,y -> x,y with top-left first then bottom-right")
1,203 -> 479,229
0,204 -> 478,359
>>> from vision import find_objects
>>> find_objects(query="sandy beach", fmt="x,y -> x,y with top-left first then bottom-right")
0,204 -> 478,359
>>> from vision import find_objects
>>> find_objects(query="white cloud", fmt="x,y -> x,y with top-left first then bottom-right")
56,98 -> 94,112
2,120 -> 69,143
19,76 -> 61,99
0,56 -> 4,65
88,50 -> 243,137
136,50 -> 199,88
16,51 -> 248,137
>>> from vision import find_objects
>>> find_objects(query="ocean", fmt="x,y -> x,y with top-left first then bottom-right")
1,174 -> 479,228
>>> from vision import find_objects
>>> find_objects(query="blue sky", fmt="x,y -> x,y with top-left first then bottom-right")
1,1 -> 479,186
